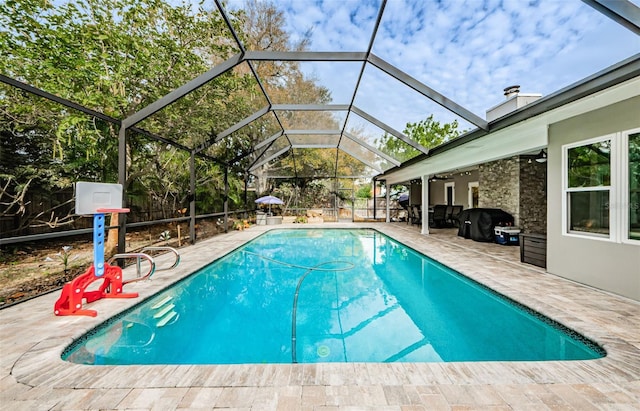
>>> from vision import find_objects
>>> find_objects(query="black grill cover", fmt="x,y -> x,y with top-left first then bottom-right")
457,209 -> 471,238
456,208 -> 514,242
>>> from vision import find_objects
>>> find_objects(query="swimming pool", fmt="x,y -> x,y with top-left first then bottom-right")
63,228 -> 604,365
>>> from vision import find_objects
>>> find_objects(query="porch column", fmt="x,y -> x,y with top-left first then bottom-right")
372,178 -> 377,219
421,174 -> 429,235
385,180 -> 390,223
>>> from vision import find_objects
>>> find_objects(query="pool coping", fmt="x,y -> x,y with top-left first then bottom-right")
2,223 -> 640,407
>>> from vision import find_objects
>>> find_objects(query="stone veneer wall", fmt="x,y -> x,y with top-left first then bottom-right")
478,156 -> 547,234
479,156 -> 520,224
519,158 -> 547,234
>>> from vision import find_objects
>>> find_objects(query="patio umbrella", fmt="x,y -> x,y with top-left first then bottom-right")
255,195 -> 284,215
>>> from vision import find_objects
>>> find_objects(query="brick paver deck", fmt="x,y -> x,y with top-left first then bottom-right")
1,223 -> 639,410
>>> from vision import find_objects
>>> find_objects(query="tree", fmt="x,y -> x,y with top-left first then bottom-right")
232,0 -> 366,183
0,0 -> 252,233
376,115 -> 463,163
356,184 -> 372,199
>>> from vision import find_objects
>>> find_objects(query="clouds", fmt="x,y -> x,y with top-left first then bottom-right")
280,0 -> 379,51
225,0 -> 638,135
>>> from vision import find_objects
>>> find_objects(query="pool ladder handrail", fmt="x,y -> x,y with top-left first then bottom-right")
107,253 -> 156,284
140,246 -> 181,272
107,246 -> 180,284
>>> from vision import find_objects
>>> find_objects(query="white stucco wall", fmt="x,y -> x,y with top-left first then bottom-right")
547,95 -> 640,301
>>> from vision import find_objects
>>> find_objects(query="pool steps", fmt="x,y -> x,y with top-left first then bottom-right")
151,296 -> 179,328
153,304 -> 175,319
156,311 -> 178,327
151,295 -> 173,309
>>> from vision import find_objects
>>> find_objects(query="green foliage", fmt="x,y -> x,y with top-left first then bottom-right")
293,215 -> 307,223
44,246 -> 76,271
272,179 -> 334,209
376,115 -> 462,162
355,184 -> 372,199
0,0 -> 256,231
0,0 -> 374,235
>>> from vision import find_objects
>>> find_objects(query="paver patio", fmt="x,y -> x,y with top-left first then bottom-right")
1,223 -> 639,410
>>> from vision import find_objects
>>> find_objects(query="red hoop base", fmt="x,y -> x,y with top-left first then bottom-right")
54,263 -> 138,317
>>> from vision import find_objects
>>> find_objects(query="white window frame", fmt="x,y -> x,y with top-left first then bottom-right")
562,134 -> 616,242
444,182 -> 455,205
562,130 -> 640,246
621,127 -> 640,245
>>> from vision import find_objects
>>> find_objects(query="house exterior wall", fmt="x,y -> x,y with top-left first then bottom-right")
547,96 -> 640,301
429,181 -> 444,206
453,170 -> 479,208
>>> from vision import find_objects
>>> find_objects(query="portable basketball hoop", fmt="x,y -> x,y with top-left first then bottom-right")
54,182 -> 138,316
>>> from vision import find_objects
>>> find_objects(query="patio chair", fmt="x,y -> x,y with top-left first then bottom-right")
431,204 -> 448,228
410,205 -> 422,225
444,205 -> 453,226
447,205 -> 463,227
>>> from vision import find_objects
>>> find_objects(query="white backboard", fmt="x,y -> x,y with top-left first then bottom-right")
75,182 -> 123,215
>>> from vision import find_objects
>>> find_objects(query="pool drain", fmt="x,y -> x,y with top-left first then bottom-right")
317,345 -> 330,358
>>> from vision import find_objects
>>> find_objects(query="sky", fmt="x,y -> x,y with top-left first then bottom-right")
225,0 -> 639,137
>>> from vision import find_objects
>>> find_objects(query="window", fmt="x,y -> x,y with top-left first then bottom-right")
565,138 -> 612,237
563,128 -> 640,244
625,130 -> 640,241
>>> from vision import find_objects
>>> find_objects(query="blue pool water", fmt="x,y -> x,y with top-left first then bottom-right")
63,229 -> 604,365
